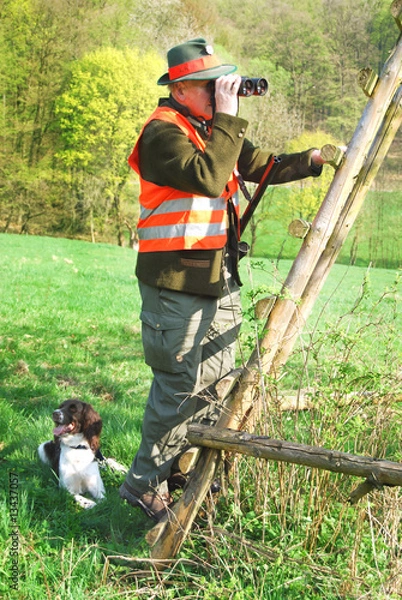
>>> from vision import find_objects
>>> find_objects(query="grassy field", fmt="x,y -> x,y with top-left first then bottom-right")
1,233 -> 401,599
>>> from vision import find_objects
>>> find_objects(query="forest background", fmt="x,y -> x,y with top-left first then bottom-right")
0,0 -> 401,267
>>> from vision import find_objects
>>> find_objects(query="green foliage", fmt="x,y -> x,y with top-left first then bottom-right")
339,189 -> 402,268
56,47 -> 162,171
0,0 -> 147,238
53,46 -> 163,240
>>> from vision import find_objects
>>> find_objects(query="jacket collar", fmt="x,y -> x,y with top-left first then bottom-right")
159,96 -> 212,139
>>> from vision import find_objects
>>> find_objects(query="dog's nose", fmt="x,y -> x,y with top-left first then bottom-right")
52,409 -> 64,423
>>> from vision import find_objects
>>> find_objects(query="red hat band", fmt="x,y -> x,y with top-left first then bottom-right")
168,54 -> 221,81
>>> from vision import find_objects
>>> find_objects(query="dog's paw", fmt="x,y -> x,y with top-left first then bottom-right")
74,494 -> 97,510
104,458 -> 128,474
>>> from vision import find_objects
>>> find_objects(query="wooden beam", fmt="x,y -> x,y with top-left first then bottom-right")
288,218 -> 311,239
254,295 -> 276,320
358,67 -> 379,97
187,423 -> 402,492
146,447 -> 220,550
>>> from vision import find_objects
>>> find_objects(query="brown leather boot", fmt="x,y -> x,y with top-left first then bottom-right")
119,481 -> 173,522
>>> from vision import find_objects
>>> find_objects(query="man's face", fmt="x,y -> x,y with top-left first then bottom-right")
173,79 -> 214,120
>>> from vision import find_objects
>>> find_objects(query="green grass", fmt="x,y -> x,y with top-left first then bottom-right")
1,233 -> 401,599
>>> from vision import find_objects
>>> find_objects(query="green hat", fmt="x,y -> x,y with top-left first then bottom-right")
157,38 -> 237,85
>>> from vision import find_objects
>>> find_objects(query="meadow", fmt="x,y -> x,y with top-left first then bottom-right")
0,233 -> 401,599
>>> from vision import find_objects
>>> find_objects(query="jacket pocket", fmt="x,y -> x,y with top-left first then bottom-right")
140,310 -> 188,374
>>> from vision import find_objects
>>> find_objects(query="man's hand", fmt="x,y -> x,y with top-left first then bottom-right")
214,75 -> 241,116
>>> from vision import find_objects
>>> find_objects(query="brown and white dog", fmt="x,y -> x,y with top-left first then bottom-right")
38,399 -> 106,509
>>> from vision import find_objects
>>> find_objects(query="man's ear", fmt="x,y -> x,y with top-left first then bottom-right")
173,81 -> 187,103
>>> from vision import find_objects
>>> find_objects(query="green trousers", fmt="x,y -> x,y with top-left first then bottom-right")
124,267 -> 242,495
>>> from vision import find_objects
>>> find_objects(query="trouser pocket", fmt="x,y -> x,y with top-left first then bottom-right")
140,310 -> 191,373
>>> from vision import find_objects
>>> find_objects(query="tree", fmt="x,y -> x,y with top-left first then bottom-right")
127,0 -> 221,55
55,47 -> 163,244
239,56 -> 301,150
0,0 -> 142,234
368,0 -> 400,73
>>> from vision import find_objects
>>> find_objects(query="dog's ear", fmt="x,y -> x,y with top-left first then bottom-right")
82,404 -> 102,452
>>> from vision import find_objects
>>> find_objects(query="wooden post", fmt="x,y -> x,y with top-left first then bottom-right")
148,10 -> 402,561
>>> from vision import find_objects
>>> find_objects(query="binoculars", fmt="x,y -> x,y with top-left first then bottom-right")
208,77 -> 268,98
238,77 -> 268,97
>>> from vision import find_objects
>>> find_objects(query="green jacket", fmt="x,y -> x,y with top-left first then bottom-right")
135,96 -> 321,297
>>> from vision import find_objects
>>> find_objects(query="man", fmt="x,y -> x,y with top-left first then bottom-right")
120,38 -> 329,521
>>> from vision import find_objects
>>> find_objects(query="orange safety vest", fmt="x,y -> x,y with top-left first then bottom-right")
128,106 -> 240,253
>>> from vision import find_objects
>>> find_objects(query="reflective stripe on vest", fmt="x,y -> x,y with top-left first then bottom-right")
128,106 -> 239,252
